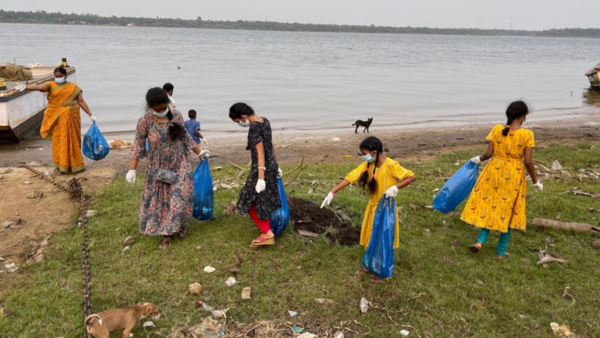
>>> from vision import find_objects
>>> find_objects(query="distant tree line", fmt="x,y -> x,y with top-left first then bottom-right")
1,9 -> 599,38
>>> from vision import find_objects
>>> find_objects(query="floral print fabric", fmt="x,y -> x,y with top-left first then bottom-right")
131,111 -> 196,236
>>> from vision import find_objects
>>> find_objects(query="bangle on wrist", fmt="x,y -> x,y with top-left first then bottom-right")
258,167 -> 266,170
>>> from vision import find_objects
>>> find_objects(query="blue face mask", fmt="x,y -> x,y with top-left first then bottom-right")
363,152 -> 376,163
55,77 -> 66,84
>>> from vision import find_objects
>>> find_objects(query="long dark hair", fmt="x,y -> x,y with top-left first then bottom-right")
502,101 -> 529,136
145,87 -> 186,142
358,136 -> 383,194
229,102 -> 255,119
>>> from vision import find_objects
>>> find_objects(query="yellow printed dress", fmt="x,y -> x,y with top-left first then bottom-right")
461,125 -> 535,233
40,81 -> 84,173
345,158 -> 415,248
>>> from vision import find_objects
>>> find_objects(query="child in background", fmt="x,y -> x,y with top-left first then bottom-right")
321,136 -> 416,283
184,109 -> 207,145
462,101 -> 543,258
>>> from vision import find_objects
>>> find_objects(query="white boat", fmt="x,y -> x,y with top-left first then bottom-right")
585,63 -> 600,88
0,66 -> 76,143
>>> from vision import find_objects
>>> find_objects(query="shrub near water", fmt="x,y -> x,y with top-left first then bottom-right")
1,143 -> 599,337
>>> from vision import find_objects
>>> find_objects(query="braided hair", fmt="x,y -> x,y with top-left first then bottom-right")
145,87 -> 186,142
502,101 -> 529,137
358,136 -> 383,194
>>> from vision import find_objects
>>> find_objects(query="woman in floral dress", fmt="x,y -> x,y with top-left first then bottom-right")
127,88 -> 209,249
229,103 -> 282,247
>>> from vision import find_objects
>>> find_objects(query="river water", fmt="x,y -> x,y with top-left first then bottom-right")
2,23 -> 599,134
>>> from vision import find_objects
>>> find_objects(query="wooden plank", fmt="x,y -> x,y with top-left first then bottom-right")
530,217 -> 600,235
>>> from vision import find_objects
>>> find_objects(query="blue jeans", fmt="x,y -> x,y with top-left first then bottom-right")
477,228 -> 512,256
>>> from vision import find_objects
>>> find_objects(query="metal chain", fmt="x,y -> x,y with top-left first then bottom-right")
21,166 -> 92,338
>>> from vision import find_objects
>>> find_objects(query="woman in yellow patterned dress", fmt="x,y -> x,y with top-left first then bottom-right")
22,67 -> 96,174
461,101 -> 543,259
321,136 -> 416,282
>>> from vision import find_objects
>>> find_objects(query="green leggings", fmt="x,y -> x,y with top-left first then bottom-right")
477,228 -> 512,256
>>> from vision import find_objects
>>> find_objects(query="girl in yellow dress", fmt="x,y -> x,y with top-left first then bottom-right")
461,101 -> 543,258
321,136 -> 416,282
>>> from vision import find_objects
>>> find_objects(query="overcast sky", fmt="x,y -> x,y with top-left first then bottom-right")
3,0 -> 599,30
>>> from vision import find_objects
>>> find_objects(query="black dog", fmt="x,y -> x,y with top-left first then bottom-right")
352,118 -> 373,134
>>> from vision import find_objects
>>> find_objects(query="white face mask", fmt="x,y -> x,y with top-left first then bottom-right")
153,108 -> 169,118
238,119 -> 251,128
362,152 -> 376,163
55,77 -> 66,84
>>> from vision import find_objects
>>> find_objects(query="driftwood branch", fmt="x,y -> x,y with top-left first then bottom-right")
284,157 -> 305,176
570,190 -> 600,199
285,158 -> 308,186
530,218 -> 600,235
229,163 -> 244,171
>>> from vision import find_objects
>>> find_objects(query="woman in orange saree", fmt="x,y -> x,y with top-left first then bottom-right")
24,67 -> 96,174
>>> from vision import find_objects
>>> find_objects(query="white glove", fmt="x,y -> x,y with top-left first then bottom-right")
89,115 -> 97,123
384,186 -> 399,198
126,170 -> 137,185
201,137 -> 208,145
16,83 -> 26,92
278,168 -> 283,178
470,156 -> 482,165
199,150 -> 211,159
255,179 -> 266,193
320,192 -> 335,209
533,181 -> 543,192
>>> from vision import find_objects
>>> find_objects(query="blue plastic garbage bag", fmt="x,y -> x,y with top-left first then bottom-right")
433,161 -> 480,214
269,177 -> 290,236
82,123 -> 110,160
193,158 -> 215,221
361,196 -> 396,279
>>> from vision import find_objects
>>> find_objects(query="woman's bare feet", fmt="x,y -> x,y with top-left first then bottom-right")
159,236 -> 172,249
355,268 -> 369,276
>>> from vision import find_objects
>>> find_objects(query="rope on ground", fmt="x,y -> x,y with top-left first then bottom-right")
21,166 -> 92,338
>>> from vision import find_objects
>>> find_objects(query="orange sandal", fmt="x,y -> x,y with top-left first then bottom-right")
250,236 -> 275,248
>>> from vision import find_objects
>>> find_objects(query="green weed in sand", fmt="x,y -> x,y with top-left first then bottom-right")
1,143 -> 599,337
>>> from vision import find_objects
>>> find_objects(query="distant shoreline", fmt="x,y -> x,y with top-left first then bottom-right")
1,9 -> 599,38
2,21 -> 600,40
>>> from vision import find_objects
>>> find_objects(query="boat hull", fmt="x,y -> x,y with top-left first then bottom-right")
586,64 -> 600,88
587,72 -> 600,88
0,91 -> 48,143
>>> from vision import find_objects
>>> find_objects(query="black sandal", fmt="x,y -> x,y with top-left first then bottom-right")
469,244 -> 481,253
178,227 -> 188,239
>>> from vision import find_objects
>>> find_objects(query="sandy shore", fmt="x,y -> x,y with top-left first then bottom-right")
1,111 -> 599,173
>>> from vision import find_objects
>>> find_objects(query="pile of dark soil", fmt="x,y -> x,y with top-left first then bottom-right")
287,197 -> 361,246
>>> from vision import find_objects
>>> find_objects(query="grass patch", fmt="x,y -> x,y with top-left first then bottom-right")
1,143 -> 600,337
